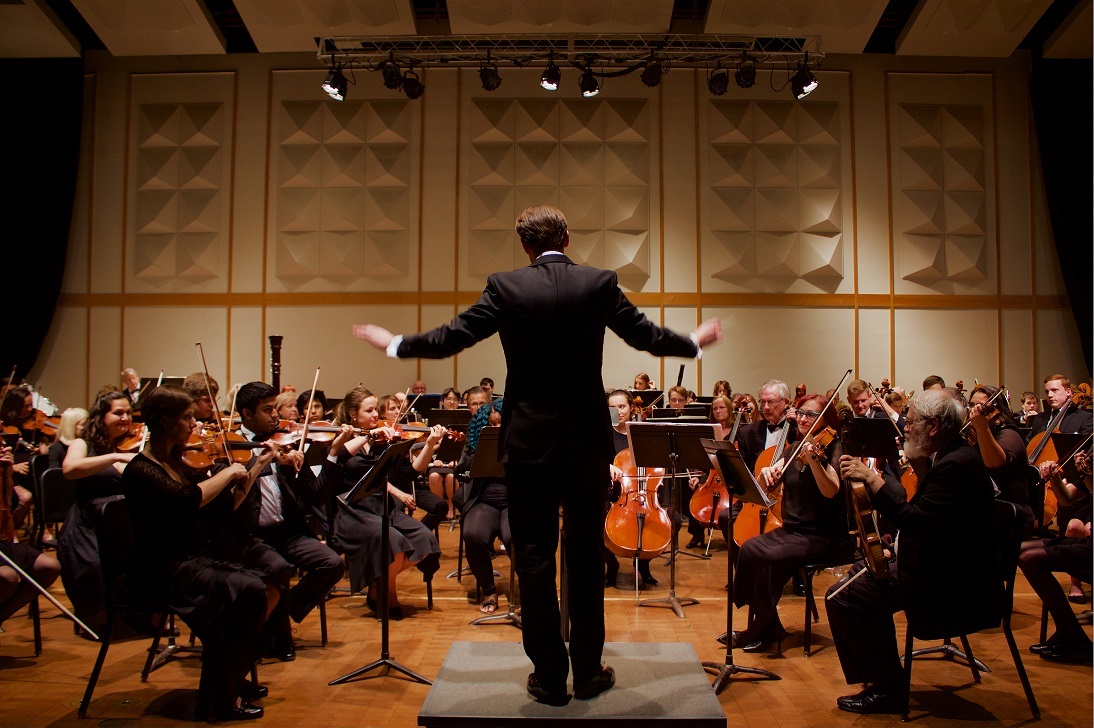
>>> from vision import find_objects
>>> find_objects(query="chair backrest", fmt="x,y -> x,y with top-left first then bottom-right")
91,496 -> 134,612
30,453 -> 49,493
39,469 -> 78,524
993,499 -> 1023,611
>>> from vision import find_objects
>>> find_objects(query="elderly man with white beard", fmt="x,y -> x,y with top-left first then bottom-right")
824,389 -> 1000,714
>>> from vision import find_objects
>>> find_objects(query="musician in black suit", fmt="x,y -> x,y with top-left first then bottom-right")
825,389 -> 999,714
1025,374 -> 1093,440
231,382 -> 348,662
355,204 -> 722,706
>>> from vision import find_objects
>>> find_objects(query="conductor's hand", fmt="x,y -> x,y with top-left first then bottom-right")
353,324 -> 394,350
694,318 -> 723,349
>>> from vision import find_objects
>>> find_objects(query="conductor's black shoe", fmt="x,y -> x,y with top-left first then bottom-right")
1038,640 -> 1093,665
526,673 -> 572,706
836,687 -> 901,715
239,679 -> 268,701
574,665 -> 615,699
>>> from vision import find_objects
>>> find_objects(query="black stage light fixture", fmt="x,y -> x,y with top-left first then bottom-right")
540,54 -> 560,91
379,59 -> 403,90
321,66 -> 348,101
479,61 -> 502,91
735,54 -> 756,89
707,66 -> 729,96
579,68 -> 600,98
402,69 -> 425,99
791,60 -> 818,99
640,58 -> 663,87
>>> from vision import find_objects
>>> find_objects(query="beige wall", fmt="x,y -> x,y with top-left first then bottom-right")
30,49 -> 1087,412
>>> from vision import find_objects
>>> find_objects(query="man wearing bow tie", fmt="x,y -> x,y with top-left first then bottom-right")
736,379 -> 800,471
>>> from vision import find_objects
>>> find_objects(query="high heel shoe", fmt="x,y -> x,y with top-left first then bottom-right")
742,626 -> 787,655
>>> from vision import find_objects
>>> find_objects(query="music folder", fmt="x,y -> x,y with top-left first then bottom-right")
701,438 -> 774,509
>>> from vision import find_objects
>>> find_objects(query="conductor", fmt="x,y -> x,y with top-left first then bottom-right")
355,204 -> 722,706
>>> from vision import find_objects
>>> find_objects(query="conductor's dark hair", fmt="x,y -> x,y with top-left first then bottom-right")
515,204 -> 568,255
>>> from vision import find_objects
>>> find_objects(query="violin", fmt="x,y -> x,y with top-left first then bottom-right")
23,409 -> 59,442
604,447 -> 671,560
116,422 -> 147,453
796,426 -> 836,466
180,429 -> 264,470
0,446 -> 15,542
371,420 -> 465,444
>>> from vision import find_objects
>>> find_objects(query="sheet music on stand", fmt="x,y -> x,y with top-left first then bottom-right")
701,438 -> 775,509
337,439 -> 417,508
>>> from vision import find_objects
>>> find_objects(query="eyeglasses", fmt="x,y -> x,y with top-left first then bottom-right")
798,411 -> 821,420
759,398 -> 786,407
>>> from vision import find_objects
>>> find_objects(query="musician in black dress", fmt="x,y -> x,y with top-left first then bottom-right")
58,391 -> 136,632
123,385 -> 278,721
721,394 -> 853,652
604,389 -> 657,587
332,386 -> 440,618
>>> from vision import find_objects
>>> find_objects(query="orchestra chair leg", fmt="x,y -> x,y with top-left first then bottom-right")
1003,608 -> 1040,719
959,635 -> 981,683
425,574 -> 434,610
30,595 -> 42,657
140,612 -> 170,681
901,629 -> 914,722
318,596 -> 328,647
79,615 -> 116,718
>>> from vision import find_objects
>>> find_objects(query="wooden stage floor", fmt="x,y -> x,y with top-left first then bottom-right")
1,525 -> 1091,728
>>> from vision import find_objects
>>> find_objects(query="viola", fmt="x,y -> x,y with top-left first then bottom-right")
838,405 -> 891,579
604,447 -> 671,560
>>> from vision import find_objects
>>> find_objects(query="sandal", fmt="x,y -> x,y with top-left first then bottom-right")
480,595 -> 499,614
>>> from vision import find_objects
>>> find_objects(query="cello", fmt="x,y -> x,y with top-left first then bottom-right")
733,420 -> 790,544
604,446 -> 672,561
689,407 -> 746,527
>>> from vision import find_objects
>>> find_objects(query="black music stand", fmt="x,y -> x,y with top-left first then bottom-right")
699,438 -> 781,692
465,426 -> 521,629
428,409 -> 473,428
329,439 -> 432,687
629,421 -> 721,617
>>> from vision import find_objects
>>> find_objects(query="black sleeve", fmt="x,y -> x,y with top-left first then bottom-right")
398,278 -> 503,359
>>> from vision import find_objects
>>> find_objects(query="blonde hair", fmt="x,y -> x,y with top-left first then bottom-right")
57,407 -> 89,446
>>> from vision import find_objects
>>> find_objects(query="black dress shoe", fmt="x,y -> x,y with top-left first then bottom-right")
239,679 -> 268,701
574,665 -> 615,699
264,640 -> 296,662
1039,641 -> 1093,665
526,673 -> 572,706
836,686 -> 901,715
195,702 -> 264,722
639,572 -> 658,586
1029,635 -> 1062,654
686,538 -> 704,549
604,565 -> 619,588
793,583 -> 807,597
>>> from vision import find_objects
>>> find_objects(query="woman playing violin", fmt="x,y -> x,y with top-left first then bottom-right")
722,394 -> 854,653
123,385 -> 279,721
332,387 -> 440,618
967,385 -> 1035,535
58,390 -> 137,633
0,386 -> 40,532
605,390 -> 658,587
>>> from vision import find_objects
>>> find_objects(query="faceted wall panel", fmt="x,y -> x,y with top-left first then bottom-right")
703,98 -> 846,293
126,73 -> 235,293
463,97 -> 651,290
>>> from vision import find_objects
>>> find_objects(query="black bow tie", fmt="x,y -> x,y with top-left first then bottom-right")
766,422 -> 782,433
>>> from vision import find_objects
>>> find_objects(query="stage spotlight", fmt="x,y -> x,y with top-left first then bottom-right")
707,67 -> 729,96
479,61 -> 502,91
735,55 -> 756,89
579,68 -> 599,98
540,56 -> 560,91
379,59 -> 403,90
791,61 -> 818,99
640,58 -> 663,87
321,66 -> 348,101
402,70 -> 425,99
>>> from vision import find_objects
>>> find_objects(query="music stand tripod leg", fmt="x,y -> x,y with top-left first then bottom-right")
701,486 -> 780,693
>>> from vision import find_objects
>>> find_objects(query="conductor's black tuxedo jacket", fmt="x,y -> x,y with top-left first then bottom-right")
397,254 -> 699,466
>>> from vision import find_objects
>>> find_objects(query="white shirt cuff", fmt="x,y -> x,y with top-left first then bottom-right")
690,332 -> 703,360
386,334 -> 403,359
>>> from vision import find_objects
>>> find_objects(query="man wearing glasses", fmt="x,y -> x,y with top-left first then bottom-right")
735,379 -> 800,472
825,388 -> 998,714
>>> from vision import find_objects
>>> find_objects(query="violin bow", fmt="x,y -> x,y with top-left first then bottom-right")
136,370 -> 165,452
401,391 -> 424,424
866,382 -> 906,442
1041,432 -> 1093,485
195,342 -> 233,465
298,367 -> 321,454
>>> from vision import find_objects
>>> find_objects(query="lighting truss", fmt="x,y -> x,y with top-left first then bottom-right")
317,34 -> 823,71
